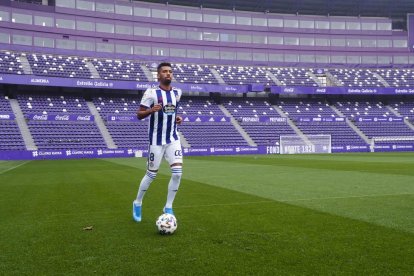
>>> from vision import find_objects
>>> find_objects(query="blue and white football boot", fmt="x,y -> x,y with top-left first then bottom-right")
163,207 -> 174,216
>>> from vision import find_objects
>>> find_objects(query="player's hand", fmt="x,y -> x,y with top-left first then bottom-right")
176,116 -> 182,125
151,104 -> 162,113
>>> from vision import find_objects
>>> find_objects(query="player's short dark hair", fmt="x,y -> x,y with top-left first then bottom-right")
157,62 -> 172,73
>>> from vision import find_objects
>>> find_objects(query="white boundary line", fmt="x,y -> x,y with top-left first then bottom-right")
0,161 -> 31,175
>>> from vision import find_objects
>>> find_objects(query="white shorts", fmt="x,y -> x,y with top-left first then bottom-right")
147,140 -> 183,171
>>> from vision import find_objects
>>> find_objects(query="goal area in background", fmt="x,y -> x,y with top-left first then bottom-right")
370,136 -> 414,152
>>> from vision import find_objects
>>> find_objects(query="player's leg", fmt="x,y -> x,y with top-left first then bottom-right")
163,140 -> 183,215
133,145 -> 164,222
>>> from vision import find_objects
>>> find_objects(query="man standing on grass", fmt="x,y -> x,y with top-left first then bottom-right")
133,62 -> 183,222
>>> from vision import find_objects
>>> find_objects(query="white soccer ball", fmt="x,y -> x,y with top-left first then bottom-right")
156,213 -> 177,235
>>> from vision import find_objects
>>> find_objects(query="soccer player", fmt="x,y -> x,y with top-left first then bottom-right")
133,62 -> 183,222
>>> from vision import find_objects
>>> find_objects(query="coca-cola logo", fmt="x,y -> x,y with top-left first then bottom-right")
77,115 -> 91,121
33,114 -> 48,120
55,115 -> 70,120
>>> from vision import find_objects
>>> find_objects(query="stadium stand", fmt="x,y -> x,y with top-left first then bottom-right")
239,120 -> 296,146
173,64 -> 219,84
214,65 -> 274,86
178,121 -> 249,147
28,120 -> 106,150
330,69 -> 384,87
0,52 -> 23,75
295,120 -> 367,147
17,93 -> 91,115
277,99 -> 337,118
0,94 -> 26,150
27,54 -> 92,79
179,97 -> 225,116
90,59 -> 147,81
388,100 -> 414,118
270,68 -> 318,86
333,101 -> 391,118
374,69 -> 414,87
92,94 -> 140,118
223,98 -> 280,117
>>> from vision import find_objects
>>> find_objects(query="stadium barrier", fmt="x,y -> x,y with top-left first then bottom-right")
6,142 -> 411,160
2,73 -> 414,95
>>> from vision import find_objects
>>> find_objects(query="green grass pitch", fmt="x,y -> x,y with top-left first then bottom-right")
1,153 -> 414,274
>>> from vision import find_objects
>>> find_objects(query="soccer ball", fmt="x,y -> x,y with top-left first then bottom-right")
156,213 -> 177,235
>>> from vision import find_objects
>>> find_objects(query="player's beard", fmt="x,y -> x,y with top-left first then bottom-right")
162,79 -> 171,86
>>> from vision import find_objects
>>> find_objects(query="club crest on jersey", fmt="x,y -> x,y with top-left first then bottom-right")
163,103 -> 176,115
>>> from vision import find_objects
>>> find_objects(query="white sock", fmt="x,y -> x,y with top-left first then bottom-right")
136,170 -> 157,204
165,166 -> 182,209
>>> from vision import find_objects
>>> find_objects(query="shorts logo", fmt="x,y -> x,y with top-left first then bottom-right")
149,161 -> 154,168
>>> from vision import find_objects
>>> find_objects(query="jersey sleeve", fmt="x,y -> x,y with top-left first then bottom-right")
140,88 -> 154,108
175,88 -> 182,102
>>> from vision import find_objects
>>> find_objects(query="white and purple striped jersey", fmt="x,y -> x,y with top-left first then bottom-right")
140,86 -> 182,145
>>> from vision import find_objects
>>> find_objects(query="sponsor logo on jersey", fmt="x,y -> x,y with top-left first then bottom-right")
163,103 -> 176,114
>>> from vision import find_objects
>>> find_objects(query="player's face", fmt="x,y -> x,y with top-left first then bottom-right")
158,66 -> 173,86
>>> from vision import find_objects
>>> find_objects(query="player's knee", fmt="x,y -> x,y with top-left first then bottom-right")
170,166 -> 182,181
146,170 -> 158,180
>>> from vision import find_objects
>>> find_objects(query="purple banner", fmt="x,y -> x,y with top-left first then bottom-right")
0,114 -> 15,120
297,117 -> 345,122
248,83 -> 265,92
182,116 -> 230,122
240,117 -> 287,123
331,145 -> 370,152
183,145 -> 279,155
0,148 -> 144,160
0,74 -> 248,93
355,116 -> 403,122
4,72 -> 414,95
409,14 -> 414,52
0,145 -> 278,160
27,114 -> 94,121
3,142 -> 414,160
373,143 -> 414,152
271,86 -> 414,95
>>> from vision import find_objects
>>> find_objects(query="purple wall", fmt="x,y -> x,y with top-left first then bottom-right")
0,3 -> 410,67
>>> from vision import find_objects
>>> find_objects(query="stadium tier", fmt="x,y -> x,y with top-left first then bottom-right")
331,69 -> 385,87
2,91 -> 414,153
240,121 -> 296,146
277,99 -> 337,118
173,64 -> 219,84
334,101 -> 391,118
355,120 -> 414,138
5,51 -> 414,89
27,54 -> 92,79
0,52 -> 23,75
389,100 -> 414,118
223,98 -> 280,117
92,94 -> 140,117
374,69 -> 414,87
178,121 -> 249,147
295,120 -> 367,147
17,93 -> 90,115
27,120 -> 106,150
179,97 -> 225,116
269,68 -> 319,86
0,94 -> 25,150
90,59 -> 147,81
214,65 -> 274,86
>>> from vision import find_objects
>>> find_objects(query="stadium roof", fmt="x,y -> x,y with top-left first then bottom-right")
139,0 -> 414,29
